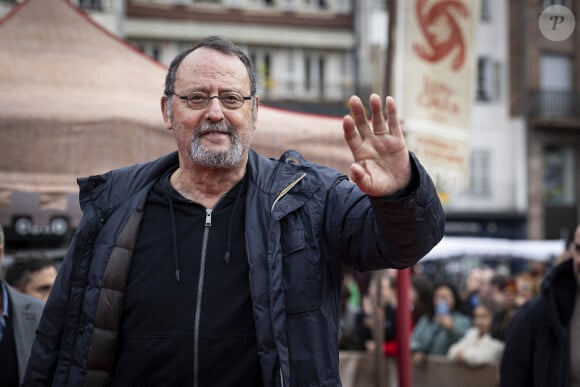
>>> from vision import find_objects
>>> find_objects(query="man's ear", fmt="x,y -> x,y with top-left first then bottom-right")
161,95 -> 172,130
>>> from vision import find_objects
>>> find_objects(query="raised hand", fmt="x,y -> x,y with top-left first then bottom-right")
342,94 -> 411,197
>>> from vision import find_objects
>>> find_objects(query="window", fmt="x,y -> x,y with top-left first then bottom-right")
540,0 -> 572,8
476,57 -> 498,102
264,54 -> 271,91
539,53 -> 573,116
481,0 -> 492,22
467,149 -> 491,197
318,56 -> 325,97
133,42 -> 162,62
304,57 -> 312,91
543,146 -> 575,205
78,0 -> 103,10
249,49 -> 273,96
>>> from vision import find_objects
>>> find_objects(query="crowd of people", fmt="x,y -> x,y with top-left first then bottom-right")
339,224 -> 580,386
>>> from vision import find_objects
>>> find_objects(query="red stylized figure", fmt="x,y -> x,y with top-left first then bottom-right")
413,0 -> 470,71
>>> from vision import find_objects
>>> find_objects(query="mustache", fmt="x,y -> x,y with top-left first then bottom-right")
195,122 -> 235,137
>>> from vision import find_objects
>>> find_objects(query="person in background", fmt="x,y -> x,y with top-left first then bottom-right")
488,273 -> 511,341
461,267 -> 482,314
339,269 -> 362,350
410,275 -> 434,326
411,281 -> 471,365
354,271 -> 398,355
448,301 -> 504,366
500,223 -> 580,387
4,254 -> 58,302
0,226 -> 45,387
513,271 -> 537,308
24,36 -> 445,386
462,266 -> 496,316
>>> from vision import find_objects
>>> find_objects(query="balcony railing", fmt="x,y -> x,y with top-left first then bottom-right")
528,90 -> 580,118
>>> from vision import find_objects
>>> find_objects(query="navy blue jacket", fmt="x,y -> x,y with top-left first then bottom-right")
24,149 -> 444,386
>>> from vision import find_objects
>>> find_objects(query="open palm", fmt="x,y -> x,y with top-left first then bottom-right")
342,94 -> 411,197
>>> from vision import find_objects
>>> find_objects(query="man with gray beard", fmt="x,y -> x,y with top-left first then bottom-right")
500,223 -> 580,387
24,36 -> 444,387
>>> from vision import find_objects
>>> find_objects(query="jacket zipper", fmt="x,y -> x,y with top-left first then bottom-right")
193,208 -> 212,387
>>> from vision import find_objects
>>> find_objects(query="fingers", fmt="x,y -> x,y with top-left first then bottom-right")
347,95 -> 373,137
346,94 -> 400,138
342,114 -> 362,150
385,96 -> 402,137
370,94 -> 386,135
343,94 -> 402,152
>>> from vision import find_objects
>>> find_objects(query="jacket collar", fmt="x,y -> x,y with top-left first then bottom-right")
78,148 -> 325,218
541,259 -> 577,328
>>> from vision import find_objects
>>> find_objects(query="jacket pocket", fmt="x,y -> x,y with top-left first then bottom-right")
281,228 -> 321,315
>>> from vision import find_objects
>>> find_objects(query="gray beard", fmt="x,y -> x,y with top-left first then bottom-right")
190,122 -> 245,168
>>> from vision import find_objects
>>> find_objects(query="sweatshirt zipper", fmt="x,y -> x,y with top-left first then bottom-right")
193,208 -> 212,387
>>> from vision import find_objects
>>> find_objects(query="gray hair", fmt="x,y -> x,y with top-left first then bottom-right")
164,36 -> 257,95
163,36 -> 257,117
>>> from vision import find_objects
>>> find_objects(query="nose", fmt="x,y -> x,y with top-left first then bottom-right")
205,96 -> 224,122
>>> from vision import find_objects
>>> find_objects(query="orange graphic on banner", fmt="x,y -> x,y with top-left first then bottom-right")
413,0 -> 470,71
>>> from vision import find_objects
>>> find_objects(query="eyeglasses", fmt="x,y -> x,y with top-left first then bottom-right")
575,243 -> 580,253
169,91 -> 252,110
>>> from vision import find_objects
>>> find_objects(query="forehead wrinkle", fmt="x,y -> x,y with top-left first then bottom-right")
175,49 -> 250,93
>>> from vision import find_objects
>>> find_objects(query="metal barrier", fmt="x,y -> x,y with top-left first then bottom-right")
339,351 -> 499,387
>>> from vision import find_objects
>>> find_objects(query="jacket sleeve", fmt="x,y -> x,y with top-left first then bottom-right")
331,152 -> 445,271
23,231 -> 81,385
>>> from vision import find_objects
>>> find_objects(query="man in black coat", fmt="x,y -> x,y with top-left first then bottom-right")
500,224 -> 580,387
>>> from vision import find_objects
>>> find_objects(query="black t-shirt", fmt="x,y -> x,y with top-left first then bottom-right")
111,169 -> 263,387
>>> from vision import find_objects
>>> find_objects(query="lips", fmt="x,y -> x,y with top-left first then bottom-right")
197,122 -> 233,138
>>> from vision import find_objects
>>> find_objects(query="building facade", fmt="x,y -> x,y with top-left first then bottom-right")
69,0 -> 361,115
509,0 -> 580,240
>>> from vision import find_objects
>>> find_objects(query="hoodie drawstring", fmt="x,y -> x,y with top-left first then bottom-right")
167,176 -> 246,281
167,196 -> 182,283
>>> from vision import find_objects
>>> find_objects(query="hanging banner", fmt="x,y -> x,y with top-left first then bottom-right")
399,0 -> 480,203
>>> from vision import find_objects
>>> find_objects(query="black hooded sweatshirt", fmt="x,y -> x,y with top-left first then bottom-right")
110,168 -> 263,387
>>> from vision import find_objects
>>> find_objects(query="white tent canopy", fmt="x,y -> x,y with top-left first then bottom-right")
0,0 -> 351,212
423,236 -> 566,262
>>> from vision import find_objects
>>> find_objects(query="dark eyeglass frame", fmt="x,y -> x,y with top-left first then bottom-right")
168,91 -> 252,110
